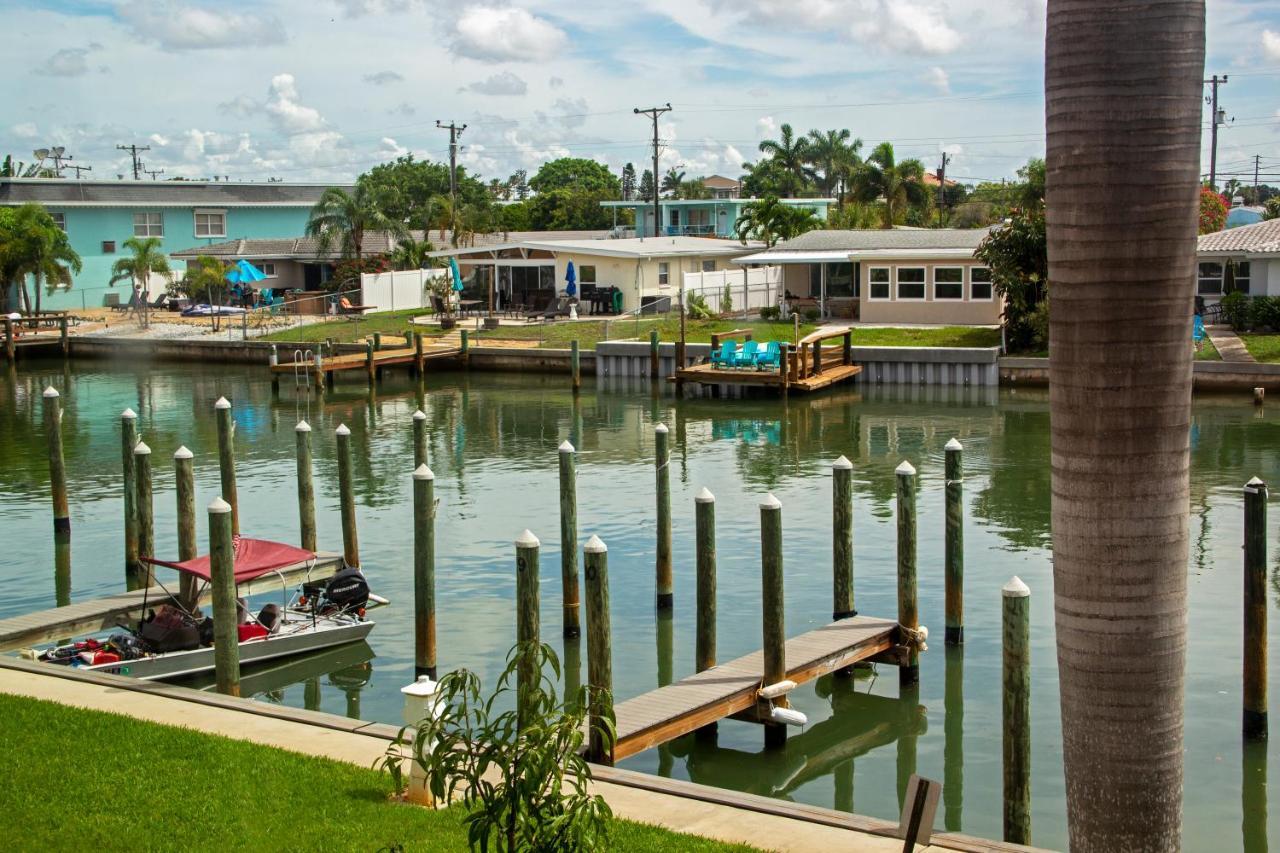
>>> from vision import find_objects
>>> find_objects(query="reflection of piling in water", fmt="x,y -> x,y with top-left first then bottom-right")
1242,739 -> 1268,853
304,677 -> 321,712
54,536 -> 71,609
944,644 -> 964,831
896,683 -> 920,814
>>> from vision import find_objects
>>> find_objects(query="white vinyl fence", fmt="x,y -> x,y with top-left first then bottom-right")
681,266 -> 782,314
359,268 -> 448,313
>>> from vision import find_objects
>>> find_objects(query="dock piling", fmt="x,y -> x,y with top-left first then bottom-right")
571,340 -> 581,394
208,497 -> 241,697
515,529 -> 541,726
695,487 -> 717,674
1244,476 -> 1268,739
3,317 -> 13,362
460,329 -> 469,366
760,492 -> 787,749
133,441 -> 154,589
413,464 -> 437,679
412,409 -> 428,469
269,346 -> 280,397
214,397 -> 239,536
583,534 -> 613,764
896,460 -> 919,687
559,441 -> 580,639
944,438 -> 964,645
121,409 -> 139,585
42,388 -> 70,537
649,330 -> 659,379
832,455 -> 854,620
1002,576 -> 1031,845
295,421 -> 317,553
414,332 -> 425,377
335,424 -> 360,567
1254,387 -> 1265,407
373,332 -> 382,352
654,423 -> 673,610
365,341 -> 375,386
174,446 -> 197,607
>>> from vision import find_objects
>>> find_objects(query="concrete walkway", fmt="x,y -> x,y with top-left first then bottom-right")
0,661 -> 1043,853
1206,324 -> 1256,362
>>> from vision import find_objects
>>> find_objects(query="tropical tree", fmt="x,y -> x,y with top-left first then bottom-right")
181,255 -> 230,330
734,196 -> 820,247
1198,186 -> 1228,234
621,163 -> 637,200
390,236 -> 436,270
508,169 -> 530,200
306,184 -> 405,262
757,124 -> 814,196
1044,0 -> 1202,848
110,236 -> 172,328
679,179 -> 712,200
637,169 -> 656,203
528,158 -> 620,196
806,129 -> 863,201
660,168 -> 686,198
854,142 -> 928,228
0,204 -> 82,315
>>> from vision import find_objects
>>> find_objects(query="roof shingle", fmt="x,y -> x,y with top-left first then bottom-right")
1198,218 -> 1280,255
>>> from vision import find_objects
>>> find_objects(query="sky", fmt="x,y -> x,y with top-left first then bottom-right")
1,0 -> 1278,188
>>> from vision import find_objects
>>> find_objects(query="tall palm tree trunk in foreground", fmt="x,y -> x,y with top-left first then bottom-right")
1046,0 -> 1202,848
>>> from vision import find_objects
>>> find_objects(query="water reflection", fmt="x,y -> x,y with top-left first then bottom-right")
657,610 -> 675,778
1244,739 -> 1268,853
943,645 -> 964,831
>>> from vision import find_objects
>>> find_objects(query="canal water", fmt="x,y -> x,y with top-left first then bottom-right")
1,360 -> 1276,851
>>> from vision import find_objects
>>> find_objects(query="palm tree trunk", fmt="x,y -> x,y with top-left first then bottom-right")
1045,1 -> 1202,848
34,275 -> 42,315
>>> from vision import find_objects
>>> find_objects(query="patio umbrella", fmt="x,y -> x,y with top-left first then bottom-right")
449,257 -> 464,292
225,259 -> 267,286
564,260 -> 577,297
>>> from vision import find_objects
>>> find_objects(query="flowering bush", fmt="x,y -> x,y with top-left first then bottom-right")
1199,187 -> 1229,235
330,255 -> 390,289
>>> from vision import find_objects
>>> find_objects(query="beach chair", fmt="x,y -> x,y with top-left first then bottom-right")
1192,314 -> 1206,350
754,341 -> 782,370
732,340 -> 759,368
710,340 -> 738,367
338,296 -> 375,315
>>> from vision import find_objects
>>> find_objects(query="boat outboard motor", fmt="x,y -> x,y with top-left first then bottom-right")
317,567 -> 370,615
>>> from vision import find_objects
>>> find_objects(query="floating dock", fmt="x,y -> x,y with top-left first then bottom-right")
612,615 -> 900,761
675,326 -> 862,394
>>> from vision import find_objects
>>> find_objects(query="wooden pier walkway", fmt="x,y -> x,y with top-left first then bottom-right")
612,615 -> 900,760
0,553 -> 342,653
675,326 -> 862,395
271,343 -> 460,385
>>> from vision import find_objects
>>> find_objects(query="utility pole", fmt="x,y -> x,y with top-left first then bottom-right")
1253,154 -> 1261,203
936,151 -> 951,227
117,144 -> 150,181
1205,75 -> 1228,191
144,166 -> 165,181
49,149 -> 72,177
634,104 -> 672,239
435,120 -> 466,202
69,165 -> 92,179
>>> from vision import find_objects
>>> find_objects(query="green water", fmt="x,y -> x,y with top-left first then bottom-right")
2,360 -> 1277,850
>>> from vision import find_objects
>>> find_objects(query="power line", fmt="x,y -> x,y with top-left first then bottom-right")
116,143 -> 150,180
633,103 -> 672,237
1205,74 -> 1229,190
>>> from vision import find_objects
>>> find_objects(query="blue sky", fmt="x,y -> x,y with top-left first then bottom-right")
1,0 -> 1277,186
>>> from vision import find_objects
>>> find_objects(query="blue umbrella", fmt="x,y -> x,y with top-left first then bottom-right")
449,257 -> 464,292
225,259 -> 267,285
564,260 -> 577,297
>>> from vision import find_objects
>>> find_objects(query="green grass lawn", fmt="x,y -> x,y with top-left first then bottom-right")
0,693 -> 754,852
262,308 -> 435,344
1239,334 -> 1280,363
1196,338 -> 1222,361
849,326 -> 1001,348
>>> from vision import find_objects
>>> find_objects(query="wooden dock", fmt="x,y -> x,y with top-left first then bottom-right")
0,553 -> 342,653
271,342 -> 460,386
675,326 -> 862,394
4,312 -> 69,361
611,615 -> 900,761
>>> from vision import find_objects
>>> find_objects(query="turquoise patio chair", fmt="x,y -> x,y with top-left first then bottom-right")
711,340 -> 738,367
733,340 -> 760,368
754,341 -> 782,370
1192,314 -> 1206,347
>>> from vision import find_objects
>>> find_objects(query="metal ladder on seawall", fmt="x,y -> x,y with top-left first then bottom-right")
293,348 -> 314,391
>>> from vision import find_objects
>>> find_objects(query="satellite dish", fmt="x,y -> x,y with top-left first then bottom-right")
33,149 -> 49,160
51,146 -> 65,157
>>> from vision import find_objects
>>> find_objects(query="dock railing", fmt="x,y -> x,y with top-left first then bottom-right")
790,326 -> 855,381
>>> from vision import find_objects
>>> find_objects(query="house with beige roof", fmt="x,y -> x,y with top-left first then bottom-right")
1196,218 -> 1280,299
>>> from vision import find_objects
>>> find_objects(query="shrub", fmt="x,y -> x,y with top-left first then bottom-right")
686,292 -> 713,320
974,205 -> 1047,353
759,306 -> 780,320
1250,295 -> 1280,332
1220,290 -> 1250,331
802,308 -> 821,322
719,289 -> 734,316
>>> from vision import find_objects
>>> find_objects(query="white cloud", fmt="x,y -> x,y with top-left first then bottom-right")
117,2 -> 286,50
853,1 -> 961,54
925,65 -> 950,94
451,6 -> 567,62
464,71 -> 528,96
364,70 -> 404,85
264,73 -> 327,134
549,76 -> 564,88
1264,30 -> 1280,61
378,137 -> 409,158
541,96 -> 588,129
36,47 -> 98,77
756,115 -> 777,138
217,95 -> 259,118
10,122 -> 39,139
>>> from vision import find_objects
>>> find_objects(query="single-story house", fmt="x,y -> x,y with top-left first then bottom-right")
601,197 -> 832,239
1196,218 -> 1280,299
428,235 -> 763,313
1,178 -> 347,310
734,228 -> 999,325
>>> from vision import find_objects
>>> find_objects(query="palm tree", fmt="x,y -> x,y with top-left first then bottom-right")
854,142 -> 928,228
110,237 -> 172,328
806,129 -> 863,202
306,185 -> 405,263
1,204 -> 82,315
390,236 -> 436,270
733,196 -> 819,247
1045,1 -> 1202,849
661,168 -> 686,198
182,255 -> 229,330
757,124 -> 814,196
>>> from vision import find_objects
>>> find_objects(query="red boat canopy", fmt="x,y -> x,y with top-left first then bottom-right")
145,538 -> 315,584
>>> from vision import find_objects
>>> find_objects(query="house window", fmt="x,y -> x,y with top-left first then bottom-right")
1232,261 -> 1251,294
668,209 -> 680,226
195,210 -> 226,238
658,262 -> 670,287
701,260 -> 716,272
51,212 -> 66,232
1198,261 -> 1224,295
260,262 -> 277,278
896,267 -> 926,300
826,262 -> 855,298
934,267 -> 964,300
971,267 -> 993,301
102,240 -> 116,254
869,267 -> 890,300
579,265 -> 596,284
133,212 -> 163,238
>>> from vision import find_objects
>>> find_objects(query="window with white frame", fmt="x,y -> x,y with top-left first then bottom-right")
1233,261 -> 1251,294
133,212 -> 163,238
970,266 -> 993,301
933,267 -> 964,300
51,212 -> 66,232
701,259 -> 716,272
1198,261 -> 1224,295
194,210 -> 226,238
869,267 -> 890,300
658,262 -> 670,287
260,262 -> 277,278
896,267 -> 926,300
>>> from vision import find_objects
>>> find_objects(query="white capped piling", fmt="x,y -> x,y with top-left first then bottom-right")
760,492 -> 787,749
559,440 -> 580,638
412,409 -> 428,469
121,408 -> 139,584
896,460 -> 919,687
583,534 -> 613,764
133,441 -> 154,589
944,438 -> 964,645
43,387 -> 70,537
515,529 -> 541,727
1243,477 -> 1268,739
174,446 -> 197,606
654,423 -> 673,610
214,397 -> 239,536
832,455 -> 854,620
295,421 -> 316,553
1002,575 -> 1031,845
335,423 -> 359,567
413,464 -> 437,678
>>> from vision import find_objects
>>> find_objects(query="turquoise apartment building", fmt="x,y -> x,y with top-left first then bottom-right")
600,197 -> 833,239
1,179 -> 346,311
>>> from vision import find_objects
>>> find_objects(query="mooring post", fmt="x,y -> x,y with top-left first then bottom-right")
832,455 -> 854,620
335,424 -> 359,567
214,397 -> 239,536
121,408 -> 139,584
583,534 -> 613,764
945,438 -> 964,645
295,421 -> 317,553
208,497 -> 240,697
42,388 -> 70,537
174,446 -> 197,607
559,441 -> 580,638
59,314 -> 69,357
1254,387 -> 1265,407
412,409 -> 428,468
373,331 -> 382,352
269,345 -> 280,397
654,423 -> 673,610
760,492 -> 787,748
896,460 -> 919,687
414,331 -> 425,377
649,330 -> 659,379
403,330 -> 413,349
460,329 -> 470,366
1002,576 -> 1031,845
570,339 -> 581,394
132,440 -> 154,589
3,317 -> 13,362
365,340 -> 376,386
515,529 -> 541,727
1244,476 -> 1268,739
695,487 -> 717,674
413,464 -> 437,679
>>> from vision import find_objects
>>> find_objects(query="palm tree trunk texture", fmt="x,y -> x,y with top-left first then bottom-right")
1045,1 -> 1202,849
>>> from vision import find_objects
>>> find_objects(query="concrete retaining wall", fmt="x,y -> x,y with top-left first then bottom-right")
595,341 -> 712,378
1001,357 -> 1280,391
852,346 -> 1001,386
